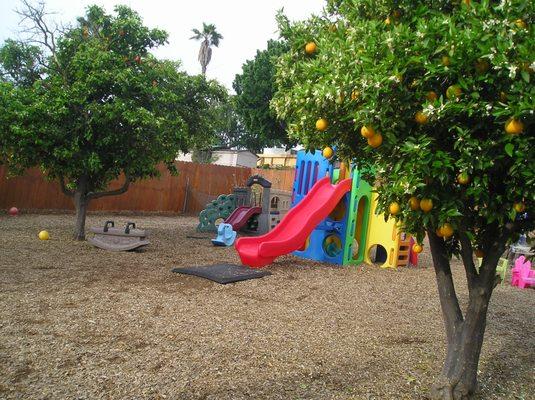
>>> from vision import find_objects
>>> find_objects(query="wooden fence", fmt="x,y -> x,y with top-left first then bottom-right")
0,162 -> 295,214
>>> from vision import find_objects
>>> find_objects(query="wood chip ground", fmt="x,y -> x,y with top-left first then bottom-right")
0,213 -> 533,399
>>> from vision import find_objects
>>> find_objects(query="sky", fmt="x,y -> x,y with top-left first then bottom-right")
0,0 -> 326,90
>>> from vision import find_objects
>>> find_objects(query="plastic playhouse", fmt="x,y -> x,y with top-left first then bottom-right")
236,150 -> 418,269
197,174 -> 291,235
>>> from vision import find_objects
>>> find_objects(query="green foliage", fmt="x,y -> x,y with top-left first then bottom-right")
272,0 -> 534,253
0,39 -> 42,87
210,95 -> 248,149
190,23 -> 223,47
0,5 -> 224,193
190,22 -> 223,75
233,40 -> 294,152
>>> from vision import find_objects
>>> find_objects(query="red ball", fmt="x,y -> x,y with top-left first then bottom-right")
8,207 -> 19,216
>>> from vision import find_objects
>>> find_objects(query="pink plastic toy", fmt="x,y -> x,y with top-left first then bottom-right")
511,256 -> 535,289
8,207 -> 19,216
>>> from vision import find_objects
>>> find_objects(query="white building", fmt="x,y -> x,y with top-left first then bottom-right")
177,149 -> 259,169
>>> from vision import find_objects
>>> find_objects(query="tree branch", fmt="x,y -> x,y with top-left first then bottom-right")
59,175 -> 74,197
458,230 -> 479,290
427,229 -> 464,341
16,0 -> 62,74
479,221 -> 516,289
87,175 -> 131,200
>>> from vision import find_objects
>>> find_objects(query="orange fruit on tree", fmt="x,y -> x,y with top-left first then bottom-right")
412,244 -> 423,254
415,111 -> 429,125
457,172 -> 470,185
475,59 -> 490,74
367,133 -> 383,148
305,42 -> 317,55
426,91 -> 438,101
408,196 -> 420,211
420,198 -> 433,213
505,118 -> 524,135
323,147 -> 334,159
316,118 -> 328,132
351,90 -> 360,100
441,56 -> 451,66
360,125 -> 375,138
436,228 -> 444,237
475,249 -> 484,258
513,202 -> 525,213
389,202 -> 400,215
514,19 -> 527,29
439,223 -> 454,238
519,61 -> 534,74
446,85 -> 462,100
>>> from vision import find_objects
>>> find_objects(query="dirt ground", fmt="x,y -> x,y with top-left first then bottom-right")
0,213 -> 533,400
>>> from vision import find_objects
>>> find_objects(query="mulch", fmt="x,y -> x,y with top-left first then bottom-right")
0,213 -> 533,399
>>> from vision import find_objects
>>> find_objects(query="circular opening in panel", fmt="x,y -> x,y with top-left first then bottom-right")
368,244 -> 388,264
323,234 -> 343,257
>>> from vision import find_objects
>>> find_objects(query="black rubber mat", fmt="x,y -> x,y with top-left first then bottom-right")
171,264 -> 271,284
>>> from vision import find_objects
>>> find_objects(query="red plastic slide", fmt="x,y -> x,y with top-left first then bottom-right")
235,177 -> 352,268
225,206 -> 262,231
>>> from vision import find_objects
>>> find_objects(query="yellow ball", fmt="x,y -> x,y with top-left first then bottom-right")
38,230 -> 50,240
322,147 -> 334,159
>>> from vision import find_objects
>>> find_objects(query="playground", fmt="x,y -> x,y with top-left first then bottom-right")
0,213 -> 533,399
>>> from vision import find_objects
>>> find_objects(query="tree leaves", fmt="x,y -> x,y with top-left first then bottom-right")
272,0 -> 535,253
233,40 -> 294,152
0,5 -> 224,195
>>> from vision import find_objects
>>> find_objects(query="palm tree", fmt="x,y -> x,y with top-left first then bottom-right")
190,23 -> 223,75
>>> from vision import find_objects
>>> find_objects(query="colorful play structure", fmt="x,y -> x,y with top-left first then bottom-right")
197,175 -> 291,235
236,150 -> 417,269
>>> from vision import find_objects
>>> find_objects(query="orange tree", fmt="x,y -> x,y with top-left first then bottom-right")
0,5 -> 225,239
272,0 -> 534,398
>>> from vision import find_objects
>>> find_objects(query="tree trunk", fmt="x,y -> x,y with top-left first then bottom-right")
427,230 -> 496,400
73,177 -> 90,241
430,289 -> 492,399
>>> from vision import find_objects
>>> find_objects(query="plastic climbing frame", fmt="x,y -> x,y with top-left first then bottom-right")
197,194 -> 237,232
